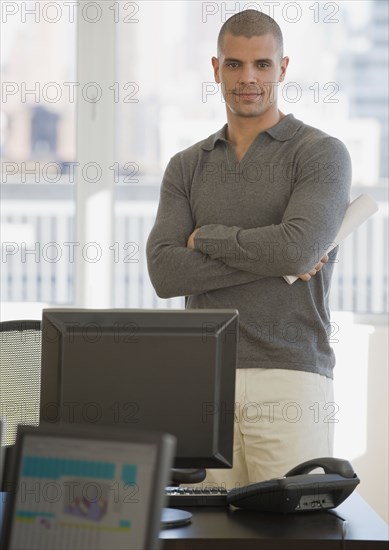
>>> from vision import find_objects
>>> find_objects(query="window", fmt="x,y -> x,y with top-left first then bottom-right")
1,1 -> 77,317
1,0 -> 387,314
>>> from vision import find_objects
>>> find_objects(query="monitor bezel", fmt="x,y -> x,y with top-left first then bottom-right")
1,422 -> 176,550
39,308 -> 239,469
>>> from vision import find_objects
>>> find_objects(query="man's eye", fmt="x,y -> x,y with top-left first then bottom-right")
258,63 -> 270,68
227,62 -> 239,69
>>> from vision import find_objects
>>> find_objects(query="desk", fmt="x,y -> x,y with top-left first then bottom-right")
1,492 -> 387,549
160,493 -> 388,550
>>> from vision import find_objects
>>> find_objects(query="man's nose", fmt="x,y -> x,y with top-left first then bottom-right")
238,65 -> 258,84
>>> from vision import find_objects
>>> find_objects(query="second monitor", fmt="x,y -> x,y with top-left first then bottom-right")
40,308 -> 239,470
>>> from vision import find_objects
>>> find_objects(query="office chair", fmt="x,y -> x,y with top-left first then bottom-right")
0,320 -> 42,447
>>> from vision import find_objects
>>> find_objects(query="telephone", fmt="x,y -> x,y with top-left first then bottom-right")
227,457 -> 360,513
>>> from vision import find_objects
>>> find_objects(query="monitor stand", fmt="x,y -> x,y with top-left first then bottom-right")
160,507 -> 192,528
161,468 -> 207,527
170,468 -> 206,485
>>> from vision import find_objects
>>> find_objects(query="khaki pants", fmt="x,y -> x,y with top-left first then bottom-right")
204,368 -> 335,489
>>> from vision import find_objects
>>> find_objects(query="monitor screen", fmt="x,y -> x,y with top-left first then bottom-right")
39,309 -> 239,469
1,423 -> 175,550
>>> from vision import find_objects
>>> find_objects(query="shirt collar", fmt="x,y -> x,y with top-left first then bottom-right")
200,124 -> 229,151
200,114 -> 302,151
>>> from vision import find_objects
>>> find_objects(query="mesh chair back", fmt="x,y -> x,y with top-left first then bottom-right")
0,320 -> 41,446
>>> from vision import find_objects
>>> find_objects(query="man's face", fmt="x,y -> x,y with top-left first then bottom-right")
212,33 -> 289,119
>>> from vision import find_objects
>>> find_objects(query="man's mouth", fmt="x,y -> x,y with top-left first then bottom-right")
234,92 -> 262,101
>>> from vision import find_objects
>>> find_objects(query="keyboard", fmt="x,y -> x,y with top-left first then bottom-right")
165,486 -> 229,507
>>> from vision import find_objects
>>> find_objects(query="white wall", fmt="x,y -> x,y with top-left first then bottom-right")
333,312 -> 388,522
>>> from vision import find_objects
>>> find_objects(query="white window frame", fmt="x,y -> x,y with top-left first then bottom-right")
75,1 -> 116,307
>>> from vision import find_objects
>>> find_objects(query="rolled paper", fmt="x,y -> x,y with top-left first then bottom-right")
283,194 -> 379,284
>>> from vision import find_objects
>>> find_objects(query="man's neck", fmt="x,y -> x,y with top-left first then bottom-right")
226,108 -> 285,149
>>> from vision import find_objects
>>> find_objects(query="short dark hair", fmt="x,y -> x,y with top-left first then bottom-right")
217,10 -> 284,58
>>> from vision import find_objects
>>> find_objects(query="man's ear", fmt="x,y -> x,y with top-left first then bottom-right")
211,56 -> 221,84
279,56 -> 289,82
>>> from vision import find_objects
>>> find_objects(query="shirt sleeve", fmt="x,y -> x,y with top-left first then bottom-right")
194,136 -> 352,277
146,154 -> 264,298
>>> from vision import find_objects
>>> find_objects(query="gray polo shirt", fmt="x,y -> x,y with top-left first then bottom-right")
146,114 -> 351,378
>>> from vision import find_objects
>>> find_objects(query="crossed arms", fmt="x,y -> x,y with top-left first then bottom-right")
146,138 -> 351,299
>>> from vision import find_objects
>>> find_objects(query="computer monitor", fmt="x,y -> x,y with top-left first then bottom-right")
1,423 -> 175,550
39,309 -> 239,470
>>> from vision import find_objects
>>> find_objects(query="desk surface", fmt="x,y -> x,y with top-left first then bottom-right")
1,491 -> 387,550
160,492 -> 389,550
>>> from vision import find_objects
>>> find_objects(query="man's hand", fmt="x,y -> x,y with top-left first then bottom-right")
186,229 -> 328,281
187,228 -> 200,249
298,255 -> 329,281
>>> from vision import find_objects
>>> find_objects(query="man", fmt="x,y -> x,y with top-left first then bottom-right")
146,10 -> 351,488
